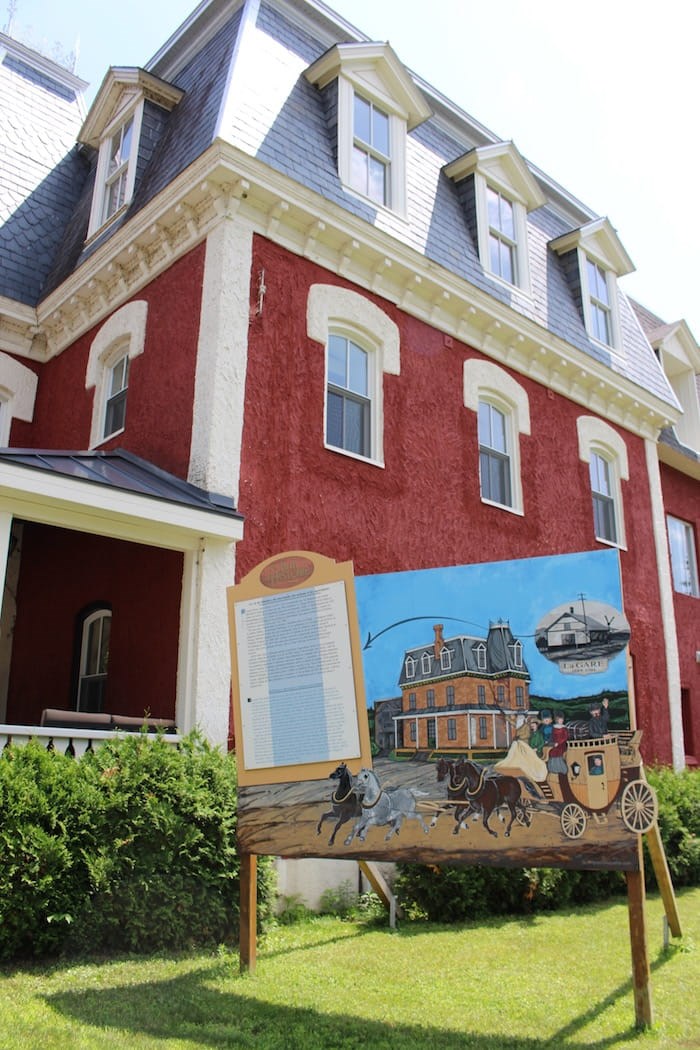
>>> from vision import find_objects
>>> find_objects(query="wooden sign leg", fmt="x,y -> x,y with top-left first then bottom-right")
626,860 -> 653,1029
645,822 -> 682,938
239,853 -> 257,974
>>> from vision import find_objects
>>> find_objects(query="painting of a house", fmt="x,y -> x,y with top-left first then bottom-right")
394,622 -> 530,753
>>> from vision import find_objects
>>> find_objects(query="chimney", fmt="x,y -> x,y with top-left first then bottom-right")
433,624 -> 444,659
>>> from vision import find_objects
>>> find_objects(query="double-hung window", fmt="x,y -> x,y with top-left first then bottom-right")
352,94 -> 390,207
589,451 -> 617,544
487,187 -> 517,284
326,333 -> 371,457
586,257 -> 612,346
104,354 -> 129,439
479,400 -> 512,507
103,117 -> 134,224
77,607 -> 111,712
577,417 -> 628,549
667,515 -> 699,597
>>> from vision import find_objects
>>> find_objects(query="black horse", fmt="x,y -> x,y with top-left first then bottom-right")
452,758 -> 529,837
436,756 -> 475,832
316,763 -> 362,846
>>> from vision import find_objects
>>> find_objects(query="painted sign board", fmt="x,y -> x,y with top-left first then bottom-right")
231,548 -> 656,871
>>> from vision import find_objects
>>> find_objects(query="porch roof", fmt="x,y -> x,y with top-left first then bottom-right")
0,447 -> 244,550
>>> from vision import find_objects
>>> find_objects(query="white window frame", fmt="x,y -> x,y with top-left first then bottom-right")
405,656 -> 415,679
77,607 -> 111,712
579,249 -> 622,350
307,284 -> 400,468
464,359 -> 530,515
577,416 -> 629,550
85,300 -> 148,448
440,647 -> 452,671
421,652 -> 432,674
474,173 -> 531,290
474,643 -> 487,671
325,330 -> 373,459
337,78 -> 406,214
667,515 -> 699,597
87,101 -> 144,239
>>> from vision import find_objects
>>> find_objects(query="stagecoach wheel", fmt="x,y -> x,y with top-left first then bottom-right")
516,803 -> 530,826
620,780 -> 658,834
560,803 -> 586,839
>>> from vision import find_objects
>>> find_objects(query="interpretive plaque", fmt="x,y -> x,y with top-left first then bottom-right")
227,552 -> 372,786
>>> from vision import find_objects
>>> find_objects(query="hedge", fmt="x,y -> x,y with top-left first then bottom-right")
0,732 -> 275,960
395,766 -> 699,923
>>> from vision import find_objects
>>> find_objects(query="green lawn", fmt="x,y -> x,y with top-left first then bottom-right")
1,887 -> 698,1050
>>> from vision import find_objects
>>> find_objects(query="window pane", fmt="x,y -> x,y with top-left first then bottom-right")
668,515 -> 700,596
354,94 -> 371,144
328,335 -> 347,387
85,618 -> 101,675
372,106 -> 390,155
593,493 -> 617,543
368,155 -> 387,204
344,397 -> 367,455
326,390 -> 343,447
590,453 -> 611,496
348,341 -> 368,395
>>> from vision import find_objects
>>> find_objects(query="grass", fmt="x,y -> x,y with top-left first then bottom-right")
0,887 -> 698,1050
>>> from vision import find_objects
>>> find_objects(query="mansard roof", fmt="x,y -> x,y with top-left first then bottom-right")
0,0 -> 685,424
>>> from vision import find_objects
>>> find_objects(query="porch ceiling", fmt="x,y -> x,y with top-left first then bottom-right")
0,448 -> 244,550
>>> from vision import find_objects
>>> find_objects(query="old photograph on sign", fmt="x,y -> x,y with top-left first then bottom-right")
236,548 -> 656,871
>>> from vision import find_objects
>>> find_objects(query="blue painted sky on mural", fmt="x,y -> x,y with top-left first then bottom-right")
355,548 -> 628,705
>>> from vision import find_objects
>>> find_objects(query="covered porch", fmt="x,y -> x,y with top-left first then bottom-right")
0,449 -> 243,749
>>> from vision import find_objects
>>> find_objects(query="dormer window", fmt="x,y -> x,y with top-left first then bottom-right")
404,655 -> 416,679
550,217 -> 634,352
474,642 -> 487,671
305,42 -> 430,217
445,142 -> 545,294
440,647 -> 452,671
421,652 -> 432,674
79,68 -> 183,240
647,318 -> 700,454
102,114 -> 136,224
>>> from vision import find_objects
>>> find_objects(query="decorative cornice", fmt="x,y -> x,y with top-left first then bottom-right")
27,141 -> 678,444
79,68 -> 184,147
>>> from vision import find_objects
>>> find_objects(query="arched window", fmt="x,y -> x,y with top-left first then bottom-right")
464,359 -> 530,514
85,301 -> 147,448
577,416 -> 628,549
76,606 -> 112,712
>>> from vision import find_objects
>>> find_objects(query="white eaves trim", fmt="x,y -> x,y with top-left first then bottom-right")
0,461 -> 243,551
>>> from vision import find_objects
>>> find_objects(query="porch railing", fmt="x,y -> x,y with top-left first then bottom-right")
0,723 -> 182,758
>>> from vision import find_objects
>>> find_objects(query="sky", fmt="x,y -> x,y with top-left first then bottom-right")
6,0 -> 698,337
355,548 -> 629,705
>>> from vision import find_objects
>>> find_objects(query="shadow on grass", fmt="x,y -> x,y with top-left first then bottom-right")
43,953 -> 675,1050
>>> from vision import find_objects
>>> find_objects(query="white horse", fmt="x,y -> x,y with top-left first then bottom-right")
343,767 -> 431,844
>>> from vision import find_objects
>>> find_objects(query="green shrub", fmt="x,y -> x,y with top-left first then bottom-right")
645,766 -> 700,888
396,766 -> 699,923
0,733 -> 274,960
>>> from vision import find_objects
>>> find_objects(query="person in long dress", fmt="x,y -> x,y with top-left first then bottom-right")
493,714 -> 548,782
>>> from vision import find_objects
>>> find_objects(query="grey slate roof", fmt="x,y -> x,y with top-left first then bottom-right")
0,448 -> 241,518
0,35 -> 89,305
398,623 -> 529,689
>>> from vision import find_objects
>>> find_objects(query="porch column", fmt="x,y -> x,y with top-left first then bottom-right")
176,536 -> 236,746
0,512 -> 13,720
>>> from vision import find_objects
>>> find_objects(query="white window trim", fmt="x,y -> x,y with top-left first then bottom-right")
77,607 -> 111,712
577,416 -> 629,549
85,300 -> 148,448
474,171 -> 532,293
405,656 -> 415,679
86,99 -> 145,240
464,359 -> 530,515
421,652 -> 432,674
578,247 -> 623,352
307,284 -> 399,467
338,78 -> 407,215
0,353 -> 38,445
666,514 -> 699,598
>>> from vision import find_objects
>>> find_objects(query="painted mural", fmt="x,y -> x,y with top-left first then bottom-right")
235,549 -> 656,871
